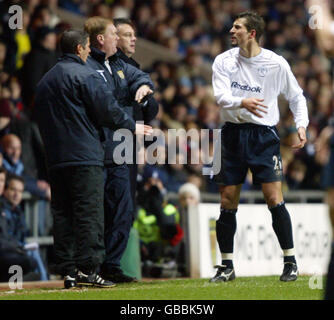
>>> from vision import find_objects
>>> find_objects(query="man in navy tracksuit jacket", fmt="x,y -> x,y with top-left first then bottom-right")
84,17 -> 154,283
34,30 -> 143,288
114,18 -> 159,213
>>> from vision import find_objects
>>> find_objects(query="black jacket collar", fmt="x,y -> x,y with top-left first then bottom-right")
89,47 -> 107,64
60,53 -> 85,65
89,47 -> 120,64
116,49 -> 140,68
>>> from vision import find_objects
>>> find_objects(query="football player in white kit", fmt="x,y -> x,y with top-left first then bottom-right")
211,11 -> 309,282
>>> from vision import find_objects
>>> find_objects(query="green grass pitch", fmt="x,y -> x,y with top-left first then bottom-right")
0,276 -> 324,300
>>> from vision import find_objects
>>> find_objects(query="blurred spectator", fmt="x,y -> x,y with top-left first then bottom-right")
41,0 -> 61,28
0,167 -> 40,282
0,41 -> 7,72
1,173 -> 48,280
15,5 -> 32,70
187,173 -> 203,190
29,4 -> 53,42
0,84 -> 48,181
176,181 -> 200,276
197,97 -> 220,129
286,159 -> 307,190
58,0 -> 85,15
178,182 -> 200,209
20,26 -> 58,110
91,2 -> 110,19
0,134 -> 50,199
26,0 -> 41,16
306,0 -> 334,300
135,175 -> 183,277
165,151 -> 189,193
0,133 -> 51,236
9,117 -> 48,181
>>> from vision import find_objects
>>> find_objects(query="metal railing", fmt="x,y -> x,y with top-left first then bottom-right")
167,190 -> 326,203
22,189 -> 326,247
23,192 -> 53,245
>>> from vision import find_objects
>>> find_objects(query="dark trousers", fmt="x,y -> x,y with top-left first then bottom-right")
49,165 -> 105,276
128,163 -> 138,206
102,164 -> 134,270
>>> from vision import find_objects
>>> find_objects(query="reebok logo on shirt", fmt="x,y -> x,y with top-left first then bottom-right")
231,81 -> 262,93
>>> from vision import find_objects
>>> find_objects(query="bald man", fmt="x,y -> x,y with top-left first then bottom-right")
0,134 -> 51,200
1,134 -> 22,165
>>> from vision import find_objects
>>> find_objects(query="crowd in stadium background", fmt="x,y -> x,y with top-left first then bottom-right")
1,0 -> 333,196
0,0 -> 333,279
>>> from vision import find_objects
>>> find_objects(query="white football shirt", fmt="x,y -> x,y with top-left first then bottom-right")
212,47 -> 309,129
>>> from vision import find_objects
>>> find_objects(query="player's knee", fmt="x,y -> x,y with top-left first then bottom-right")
220,196 -> 237,209
265,194 -> 281,207
263,188 -> 283,207
220,185 -> 240,209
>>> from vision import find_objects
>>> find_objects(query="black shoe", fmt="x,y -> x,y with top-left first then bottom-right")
280,262 -> 298,282
64,275 -> 77,289
209,265 -> 236,282
76,271 -> 116,288
101,268 -> 138,283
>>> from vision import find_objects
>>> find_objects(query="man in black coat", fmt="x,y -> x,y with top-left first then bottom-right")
84,17 -> 155,283
114,18 -> 159,205
34,29 -> 152,289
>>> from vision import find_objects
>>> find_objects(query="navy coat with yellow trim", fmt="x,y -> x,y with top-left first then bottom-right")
86,47 -> 154,165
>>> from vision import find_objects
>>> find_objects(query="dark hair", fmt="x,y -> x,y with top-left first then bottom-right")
31,4 -> 51,23
236,11 -> 265,43
113,18 -> 135,30
60,29 -> 89,55
5,173 -> 24,189
35,26 -> 56,42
